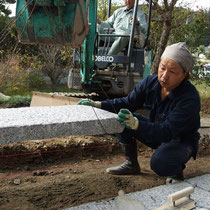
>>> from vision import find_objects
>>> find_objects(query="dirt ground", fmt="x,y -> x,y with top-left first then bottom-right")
0,98 -> 210,210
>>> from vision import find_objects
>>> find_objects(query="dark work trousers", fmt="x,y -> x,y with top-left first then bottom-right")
116,113 -> 193,177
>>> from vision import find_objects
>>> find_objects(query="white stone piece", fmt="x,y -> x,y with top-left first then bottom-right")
0,92 -> 10,99
0,105 -> 124,144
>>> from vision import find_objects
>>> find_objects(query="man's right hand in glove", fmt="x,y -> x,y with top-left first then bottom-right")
77,99 -> 101,109
118,109 -> 139,130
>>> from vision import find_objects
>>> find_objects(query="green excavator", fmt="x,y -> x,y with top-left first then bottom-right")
16,0 -> 152,103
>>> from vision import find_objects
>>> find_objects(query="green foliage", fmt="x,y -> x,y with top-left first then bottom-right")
0,97 -> 7,104
169,8 -> 208,50
145,5 -> 208,61
0,95 -> 31,107
19,53 -> 43,70
0,52 -> 47,95
3,85 -> 33,96
0,54 -> 31,95
59,46 -> 74,67
25,71 -> 46,89
37,85 -> 79,93
197,45 -> 205,56
191,79 -> 210,100
97,0 -> 120,20
0,15 -> 16,54
4,87 -> 22,95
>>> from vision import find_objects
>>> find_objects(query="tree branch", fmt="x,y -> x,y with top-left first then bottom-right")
163,0 -> 169,10
169,0 -> 178,11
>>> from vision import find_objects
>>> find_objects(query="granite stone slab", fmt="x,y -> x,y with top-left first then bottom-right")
66,174 -> 210,210
0,105 -> 124,144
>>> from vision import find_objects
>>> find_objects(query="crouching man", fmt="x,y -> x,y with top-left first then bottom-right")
78,42 -> 200,183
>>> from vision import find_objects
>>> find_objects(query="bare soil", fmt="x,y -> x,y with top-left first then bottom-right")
0,98 -> 210,210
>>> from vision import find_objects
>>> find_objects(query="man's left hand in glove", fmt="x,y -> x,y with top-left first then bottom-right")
118,109 -> 139,130
77,99 -> 101,109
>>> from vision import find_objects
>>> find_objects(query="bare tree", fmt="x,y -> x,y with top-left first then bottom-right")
148,0 -> 178,74
38,45 -> 64,87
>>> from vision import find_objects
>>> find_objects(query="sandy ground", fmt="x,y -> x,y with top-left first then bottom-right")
0,98 -> 209,210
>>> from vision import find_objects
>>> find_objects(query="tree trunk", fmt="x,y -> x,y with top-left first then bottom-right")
151,25 -> 172,74
150,0 -> 178,74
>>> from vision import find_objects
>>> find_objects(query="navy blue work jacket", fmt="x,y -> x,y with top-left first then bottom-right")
101,75 -> 200,158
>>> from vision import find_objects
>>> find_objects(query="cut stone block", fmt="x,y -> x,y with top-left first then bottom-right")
0,105 -> 124,144
66,174 -> 210,210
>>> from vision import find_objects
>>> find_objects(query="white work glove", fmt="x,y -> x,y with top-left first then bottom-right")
118,109 -> 139,130
77,99 -> 101,109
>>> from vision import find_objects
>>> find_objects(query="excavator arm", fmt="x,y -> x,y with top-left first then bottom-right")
16,0 -> 90,47
16,0 -> 97,88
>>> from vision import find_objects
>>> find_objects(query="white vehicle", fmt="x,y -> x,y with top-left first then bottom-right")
198,64 -> 210,78
204,65 -> 210,75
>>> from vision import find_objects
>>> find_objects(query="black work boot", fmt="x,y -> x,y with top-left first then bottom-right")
106,143 -> 141,175
166,164 -> 185,184
166,172 -> 184,184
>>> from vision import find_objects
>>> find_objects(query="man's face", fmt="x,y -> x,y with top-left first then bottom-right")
124,0 -> 135,10
158,58 -> 187,92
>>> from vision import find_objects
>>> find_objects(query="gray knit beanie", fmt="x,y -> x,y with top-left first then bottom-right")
161,42 -> 194,72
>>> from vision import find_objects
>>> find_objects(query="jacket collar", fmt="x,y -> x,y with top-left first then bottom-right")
171,79 -> 188,96
124,7 -> 134,12
151,76 -> 188,101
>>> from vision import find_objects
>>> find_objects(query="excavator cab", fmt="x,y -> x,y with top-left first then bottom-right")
85,0 -> 152,96
16,0 -> 152,97
71,0 -> 152,96
94,0 -> 145,73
